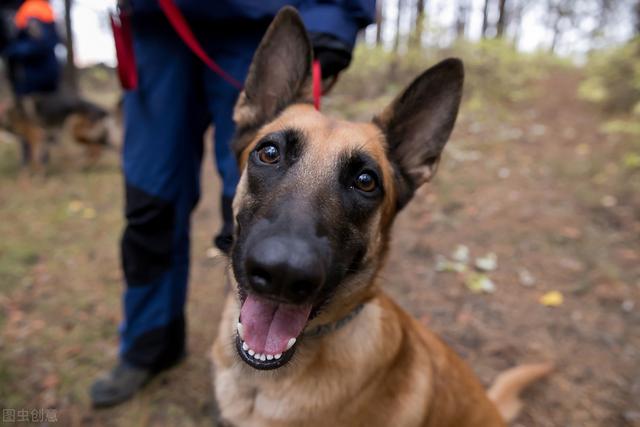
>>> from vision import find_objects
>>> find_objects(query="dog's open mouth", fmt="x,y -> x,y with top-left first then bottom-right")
235,294 -> 312,370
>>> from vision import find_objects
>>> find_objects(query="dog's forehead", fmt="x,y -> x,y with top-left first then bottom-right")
241,104 -> 397,216
259,104 -> 388,164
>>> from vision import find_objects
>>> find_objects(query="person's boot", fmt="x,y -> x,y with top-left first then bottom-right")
90,361 -> 152,408
213,195 -> 234,254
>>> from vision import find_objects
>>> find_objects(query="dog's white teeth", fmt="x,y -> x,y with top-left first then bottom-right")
248,349 -> 255,356
267,354 -> 274,360
274,353 -> 282,359
286,338 -> 296,350
253,352 -> 261,360
260,354 -> 266,361
242,341 -> 249,351
237,322 -> 244,340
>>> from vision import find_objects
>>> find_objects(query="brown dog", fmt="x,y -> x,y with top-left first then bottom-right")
211,8 -> 551,427
0,93 -> 117,173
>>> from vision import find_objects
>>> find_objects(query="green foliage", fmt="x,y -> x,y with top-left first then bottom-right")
623,152 -> 640,169
0,135 -> 21,178
334,39 -> 565,115
0,240 -> 39,296
451,39 -> 567,105
601,119 -> 640,136
579,38 -> 640,113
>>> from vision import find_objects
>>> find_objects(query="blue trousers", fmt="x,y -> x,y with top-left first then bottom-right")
119,17 -> 265,370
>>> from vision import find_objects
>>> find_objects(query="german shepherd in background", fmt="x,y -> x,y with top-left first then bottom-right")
0,92 -> 117,173
212,8 -> 552,427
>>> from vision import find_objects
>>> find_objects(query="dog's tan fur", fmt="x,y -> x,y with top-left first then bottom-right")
214,289 -> 511,427
2,102 -> 47,174
212,8 -> 551,427
213,106 -> 517,427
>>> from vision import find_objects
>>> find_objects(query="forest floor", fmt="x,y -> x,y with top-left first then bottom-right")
0,65 -> 638,426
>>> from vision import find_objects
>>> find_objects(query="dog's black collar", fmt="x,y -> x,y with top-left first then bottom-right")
303,303 -> 365,339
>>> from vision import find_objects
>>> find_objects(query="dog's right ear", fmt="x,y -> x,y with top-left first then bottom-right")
232,7 -> 313,161
374,58 -> 464,211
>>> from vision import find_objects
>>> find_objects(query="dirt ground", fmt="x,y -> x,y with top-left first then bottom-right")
0,67 -> 638,427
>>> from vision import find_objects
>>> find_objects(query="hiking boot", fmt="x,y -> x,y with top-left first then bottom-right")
90,361 -> 152,408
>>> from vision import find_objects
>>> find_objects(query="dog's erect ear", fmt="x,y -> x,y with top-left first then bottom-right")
374,58 -> 464,210
233,7 -> 313,158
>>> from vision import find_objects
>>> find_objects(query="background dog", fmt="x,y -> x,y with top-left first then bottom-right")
211,7 -> 551,427
0,92 -> 118,173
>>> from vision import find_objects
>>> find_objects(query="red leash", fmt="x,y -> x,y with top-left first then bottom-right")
312,59 -> 322,110
158,0 -> 322,110
158,0 -> 243,90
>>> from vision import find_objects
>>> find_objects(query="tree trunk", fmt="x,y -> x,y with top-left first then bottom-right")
481,0 -> 491,38
549,14 -> 562,54
376,0 -> 384,46
496,0 -> 507,38
635,0 -> 640,35
456,0 -> 470,39
63,0 -> 77,93
394,0 -> 404,51
410,0 -> 425,47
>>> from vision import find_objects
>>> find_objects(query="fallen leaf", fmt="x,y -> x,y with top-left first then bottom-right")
67,200 -> 83,214
82,207 -> 96,219
540,291 -> 563,307
518,268 -> 536,287
451,245 -> 469,263
475,253 -> 497,271
465,273 -> 496,294
435,255 -> 467,273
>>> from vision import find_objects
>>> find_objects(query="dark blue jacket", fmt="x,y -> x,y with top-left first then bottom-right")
130,0 -> 375,49
4,19 -> 60,95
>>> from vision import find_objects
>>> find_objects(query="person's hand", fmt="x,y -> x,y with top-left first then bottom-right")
309,33 -> 353,82
314,47 -> 351,79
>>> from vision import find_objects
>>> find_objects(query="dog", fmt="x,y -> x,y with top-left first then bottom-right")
0,92 -> 117,173
211,8 -> 552,427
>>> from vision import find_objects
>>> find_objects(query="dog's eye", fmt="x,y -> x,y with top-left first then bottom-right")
354,172 -> 377,192
257,144 -> 280,164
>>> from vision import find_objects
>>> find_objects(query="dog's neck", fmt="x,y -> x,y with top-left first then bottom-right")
303,303 -> 365,338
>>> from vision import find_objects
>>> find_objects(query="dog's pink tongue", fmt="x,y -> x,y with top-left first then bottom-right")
240,294 -> 312,355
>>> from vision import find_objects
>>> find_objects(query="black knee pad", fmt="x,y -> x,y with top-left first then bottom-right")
124,314 -> 186,371
121,184 -> 175,284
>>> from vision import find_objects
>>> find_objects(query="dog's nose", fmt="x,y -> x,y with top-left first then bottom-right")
245,236 -> 325,304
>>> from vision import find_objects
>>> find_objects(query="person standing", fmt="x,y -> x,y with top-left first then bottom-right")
2,0 -> 59,169
91,0 -> 375,407
4,0 -> 59,98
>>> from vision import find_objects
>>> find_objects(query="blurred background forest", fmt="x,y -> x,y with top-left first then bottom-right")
0,0 -> 639,426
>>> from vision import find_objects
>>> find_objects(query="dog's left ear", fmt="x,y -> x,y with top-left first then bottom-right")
233,7 -> 313,160
374,58 -> 464,210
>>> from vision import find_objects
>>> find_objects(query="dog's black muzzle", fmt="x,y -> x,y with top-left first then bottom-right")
239,215 -> 331,305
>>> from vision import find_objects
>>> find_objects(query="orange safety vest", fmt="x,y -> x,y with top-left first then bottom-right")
15,0 -> 55,29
